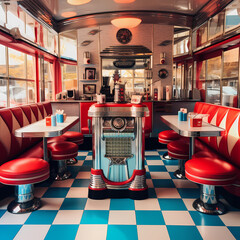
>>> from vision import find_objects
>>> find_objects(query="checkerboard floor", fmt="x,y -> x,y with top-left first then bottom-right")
0,150 -> 240,240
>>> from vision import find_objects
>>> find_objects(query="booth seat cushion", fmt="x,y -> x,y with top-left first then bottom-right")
48,141 -> 78,161
0,158 -> 49,185
158,130 -> 181,144
62,131 -> 84,145
185,158 -> 238,186
19,142 -> 44,159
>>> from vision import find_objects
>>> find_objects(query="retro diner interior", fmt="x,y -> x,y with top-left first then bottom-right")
0,0 -> 240,239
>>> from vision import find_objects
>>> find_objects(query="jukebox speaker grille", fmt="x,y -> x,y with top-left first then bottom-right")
105,137 -> 132,158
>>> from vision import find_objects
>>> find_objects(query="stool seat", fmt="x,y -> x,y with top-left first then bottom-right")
0,158 -> 49,185
158,130 -> 180,144
48,141 -> 78,161
167,139 -> 189,160
63,131 -> 84,145
47,136 -> 67,144
185,158 -> 238,186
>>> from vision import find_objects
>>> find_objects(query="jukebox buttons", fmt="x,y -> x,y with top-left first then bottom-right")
111,118 -> 126,131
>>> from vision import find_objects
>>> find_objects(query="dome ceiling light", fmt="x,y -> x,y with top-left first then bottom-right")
67,0 -> 92,5
111,17 -> 142,28
114,0 -> 135,3
61,11 -> 77,18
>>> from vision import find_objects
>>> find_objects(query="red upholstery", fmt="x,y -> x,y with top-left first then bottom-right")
158,130 -> 181,144
47,136 -> 67,144
0,158 -> 49,185
80,102 -> 96,134
167,139 -> 189,160
48,141 -> 78,161
185,158 -> 238,186
143,102 -> 152,138
63,131 -> 84,145
42,102 -> 52,116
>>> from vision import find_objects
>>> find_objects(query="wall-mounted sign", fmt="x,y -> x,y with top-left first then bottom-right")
158,69 -> 168,79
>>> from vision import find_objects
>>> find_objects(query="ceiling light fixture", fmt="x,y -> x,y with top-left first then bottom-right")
67,0 -> 91,5
114,0 -> 135,3
61,11 -> 77,18
111,17 -> 142,28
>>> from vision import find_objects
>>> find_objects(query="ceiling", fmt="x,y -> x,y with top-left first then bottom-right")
18,0 -> 233,32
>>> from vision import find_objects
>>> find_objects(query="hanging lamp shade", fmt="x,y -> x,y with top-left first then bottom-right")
61,11 -> 77,18
111,17 -> 142,28
67,0 -> 91,5
114,0 -> 135,3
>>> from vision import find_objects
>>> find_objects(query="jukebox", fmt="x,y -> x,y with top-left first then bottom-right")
88,103 -> 149,200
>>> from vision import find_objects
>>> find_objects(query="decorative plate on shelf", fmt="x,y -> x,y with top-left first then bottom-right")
116,28 -> 132,44
158,69 -> 168,79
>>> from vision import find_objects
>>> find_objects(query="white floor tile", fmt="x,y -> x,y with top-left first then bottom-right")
219,211 -> 240,226
162,211 -> 195,225
108,211 -> 136,225
146,179 -> 154,188
50,179 -> 74,188
173,179 -> 199,188
137,225 -> 170,240
85,156 -> 92,160
147,160 -> 164,165
182,199 -> 196,211
85,199 -> 110,210
75,225 -> 107,240
14,225 -> 50,240
135,198 -> 160,210
53,210 -> 83,224
0,211 -> 30,224
0,197 -> 14,209
165,166 -> 178,172
151,172 -> 171,179
78,152 -> 88,156
40,198 -> 64,210
145,151 -> 159,156
145,166 -> 149,172
155,188 -> 181,198
197,226 -> 236,240
76,171 -> 91,179
66,187 -> 89,198
75,160 -> 84,166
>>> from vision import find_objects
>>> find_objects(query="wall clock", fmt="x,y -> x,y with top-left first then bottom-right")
116,28 -> 132,44
158,69 -> 168,79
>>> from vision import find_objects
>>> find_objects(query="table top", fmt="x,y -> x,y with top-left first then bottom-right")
15,116 -> 79,138
160,115 -> 225,137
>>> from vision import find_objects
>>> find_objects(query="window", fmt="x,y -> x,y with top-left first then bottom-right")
209,11 -> 224,40
43,60 -> 54,101
0,45 -> 6,77
225,0 -> 240,32
26,14 -> 35,42
60,35 -> 77,60
8,48 -> 25,79
0,3 -> 6,27
196,23 -> 208,47
207,56 -> 221,80
27,55 -> 36,80
0,79 -> 7,108
9,80 -> 27,107
62,64 -> 77,91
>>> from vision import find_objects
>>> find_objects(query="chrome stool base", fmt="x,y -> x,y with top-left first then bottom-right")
55,171 -> 71,181
67,158 -> 78,165
8,198 -> 41,214
162,152 -> 174,160
174,169 -> 186,179
193,198 -> 226,215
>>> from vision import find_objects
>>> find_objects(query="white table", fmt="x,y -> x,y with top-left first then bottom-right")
15,116 -> 79,162
160,115 -> 225,178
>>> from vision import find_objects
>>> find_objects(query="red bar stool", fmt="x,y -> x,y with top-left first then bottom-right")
47,141 -> 78,180
0,158 -> 49,214
158,130 -> 181,160
62,131 -> 84,165
185,157 -> 238,215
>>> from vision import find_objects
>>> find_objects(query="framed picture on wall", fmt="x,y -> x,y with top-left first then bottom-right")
85,68 -> 96,80
83,84 -> 96,94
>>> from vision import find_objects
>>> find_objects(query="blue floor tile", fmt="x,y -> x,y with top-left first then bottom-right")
167,226 -> 203,240
158,199 -> 187,211
110,199 -> 135,210
72,179 -> 90,187
88,151 -> 93,156
148,188 -> 157,198
0,225 -> 22,240
35,178 -> 54,187
228,227 -> 240,240
189,211 -> 225,226
25,210 -> 58,224
60,198 -> 87,210
177,188 -> 200,198
0,209 -> 6,218
152,179 -> 175,188
81,210 -> 109,224
157,150 -> 167,156
162,159 -> 178,165
107,225 -> 138,240
45,225 -> 79,240
145,156 -> 161,160
76,156 -> 86,160
135,210 -> 165,225
148,165 -> 167,172
168,172 -> 178,179
145,172 -> 151,179
43,187 -> 69,198
82,160 -> 92,166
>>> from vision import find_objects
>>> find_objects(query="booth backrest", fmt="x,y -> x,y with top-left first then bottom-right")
194,102 -> 240,168
80,102 -> 96,134
0,102 -> 52,166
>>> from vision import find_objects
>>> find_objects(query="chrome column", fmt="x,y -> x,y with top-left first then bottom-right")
135,117 -> 142,170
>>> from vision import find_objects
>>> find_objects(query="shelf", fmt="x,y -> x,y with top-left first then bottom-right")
79,79 -> 98,82
82,64 -> 96,67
